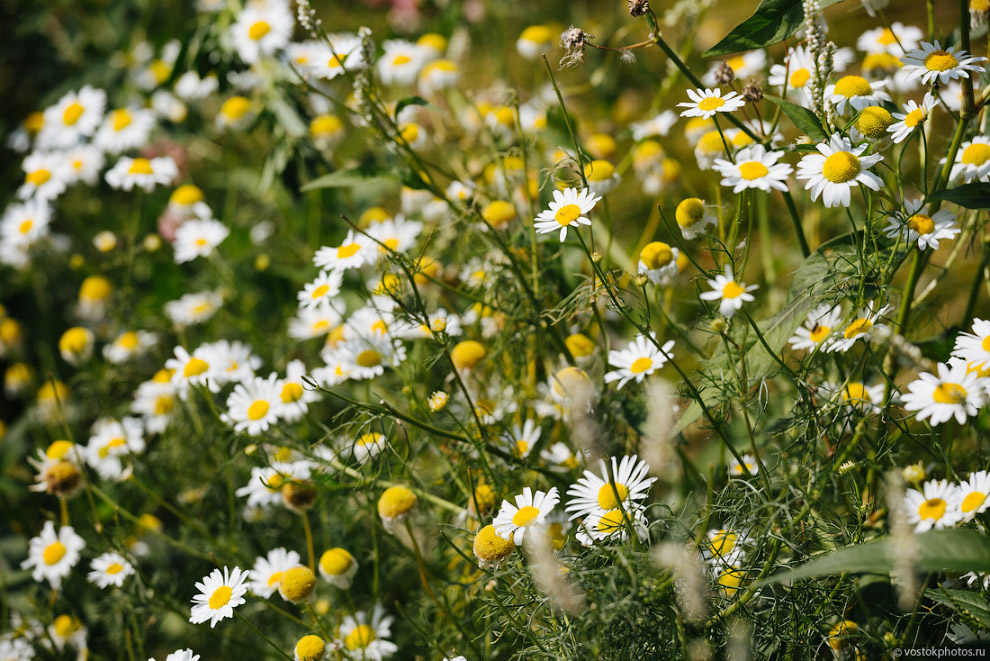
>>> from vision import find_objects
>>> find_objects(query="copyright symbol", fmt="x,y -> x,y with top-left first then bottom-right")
893,649 -> 902,658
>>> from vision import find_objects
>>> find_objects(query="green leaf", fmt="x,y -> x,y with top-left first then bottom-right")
704,0 -> 846,57
928,183 -> 990,209
300,167 -> 397,191
928,589 -> 990,631
762,529 -> 990,585
765,95 -> 827,141
395,96 -> 429,117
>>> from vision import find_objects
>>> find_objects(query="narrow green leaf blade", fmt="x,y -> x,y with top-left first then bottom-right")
704,0 -> 846,57
765,95 -> 827,141
928,183 -> 990,209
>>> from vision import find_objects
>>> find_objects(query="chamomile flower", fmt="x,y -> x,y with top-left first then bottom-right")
604,335 -> 674,389
103,330 -> 157,364
583,160 -> 620,195
87,552 -> 134,589
789,304 -> 842,351
702,528 -> 749,568
21,521 -> 84,589
222,374 -> 282,436
820,381 -> 886,413
704,50 -> 767,85
902,361 -> 984,426
856,23 -> 922,56
952,318 -> 990,369
164,290 -> 222,327
27,441 -> 82,497
949,136 -> 990,183
677,88 -> 746,120
768,46 -> 817,103
1,199 -> 52,250
637,241 -> 679,285
313,34 -> 365,79
533,187 -> 600,242
38,85 -> 106,149
796,134 -> 883,208
236,462 -> 305,509
338,334 -> 406,381
699,266 -> 757,318
215,96 -> 253,130
418,59 -> 460,95
565,455 -> 656,520
713,145 -> 792,193
175,71 -> 219,100
248,548 -> 302,599
173,218 -> 230,263
673,197 -> 716,240
289,304 -> 343,340
189,566 -> 248,628
339,605 -> 398,660
377,40 -> 428,86
204,339 -> 261,386
493,487 -> 560,545
85,416 -> 145,481
516,25 -> 555,60
18,151 -> 70,202
888,93 -> 938,144
507,419 -> 542,459
313,231 -> 374,271
231,2 -> 294,64
824,75 -> 891,114
59,144 -> 102,188
728,454 -> 760,477
150,650 -> 201,661
131,375 -> 177,434
903,480 -> 961,532
319,547 -> 359,589
165,345 -> 218,399
93,107 -> 156,153
366,216 -> 423,255
275,360 -> 320,422
954,470 -> 990,521
105,156 -> 178,192
827,302 -> 889,353
883,198 -> 959,250
350,432 -> 388,465
900,41 -> 987,86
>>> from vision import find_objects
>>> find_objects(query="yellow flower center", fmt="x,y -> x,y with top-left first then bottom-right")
247,400 -> 270,421
117,331 -> 139,349
337,242 -> 361,259
392,54 -> 412,66
221,96 -> 251,120
53,615 -> 80,638
63,102 -> 85,126
296,635 -> 326,661
833,75 -> 872,98
18,219 -> 34,234
112,109 -> 132,131
154,395 -> 173,415
98,437 -> 127,458
171,184 -> 203,206
722,281 -> 746,299
310,114 -> 343,136
208,585 -> 232,609
355,350 -> 382,368
514,439 -> 529,457
907,214 -> 935,236
43,541 -> 67,565
248,20 -> 271,40
738,161 -> 769,181
709,530 -> 737,557
399,123 -> 420,143
855,106 -> 893,139
319,548 -> 354,575
345,624 -> 376,650
904,108 -> 927,129
932,382 -> 967,404
924,50 -> 959,72
676,198 -> 706,228
47,440 -> 74,459
961,490 -> 987,513
183,357 -> 209,377
311,284 -> 330,299
106,562 -> 124,575
554,203 -> 582,226
26,169 -> 51,186
809,324 -> 830,343
843,318 -> 872,339
281,382 -> 303,403
597,508 -> 629,533
878,28 -> 897,45
962,143 -> 990,166
629,356 -> 653,374
697,96 -> 725,112
597,482 -> 629,509
128,158 -> 153,175
822,151 -> 861,183
267,571 -> 284,587
512,505 -> 541,527
789,68 -> 811,88
584,159 -> 615,182
640,241 -> 674,269
842,383 -> 870,402
918,497 -> 946,520
378,485 -> 417,519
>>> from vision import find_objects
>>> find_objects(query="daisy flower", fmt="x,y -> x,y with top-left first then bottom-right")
856,23 -> 922,56
713,145 -> 792,193
366,215 -> 423,254
338,334 -> 406,381
953,470 -> 990,522
289,304 -> 343,340
27,441 -> 83,499
575,504 -> 649,546
900,40 -> 987,86
38,85 -> 106,149
275,359 -> 320,422
312,34 -> 365,80
699,265 -> 757,318
222,374 -> 282,436
888,93 -> 938,144
796,134 -> 883,208
313,231 -> 374,271
231,2 -> 293,64
674,197 -> 717,240
768,46 -> 817,103
103,330 -> 157,364
150,650 -> 201,661
902,361 -> 984,426
63,144 -> 105,186
338,605 -> 398,660
604,335 -> 674,389
703,50 -> 766,86
702,528 -> 749,568
824,75 -> 891,114
189,566 -> 249,628
630,110 -> 678,140
637,241 -> 679,285
131,375 -> 177,434
248,547 -> 302,598
377,40 -> 428,86
883,198 -> 959,250
173,218 -> 230,263
493,487 -> 560,545
350,432 -> 388,465
87,552 -> 135,589
319,547 -> 359,589
1,199 -> 52,250
677,88 -> 746,120
533,187 -> 601,242
507,419 -> 542,459
93,107 -> 156,153
565,455 -> 656,520
516,24 -> 555,60
85,416 -> 145,481
18,151 -> 70,202
215,96 -> 253,130
164,290 -> 223,327
583,159 -> 621,195
236,462 -> 310,509
105,156 -> 178,192
952,318 -> 990,369
827,302 -> 889,353
206,339 -> 262,386
820,381 -> 886,413
949,136 -> 990,183
418,59 -> 460,95
165,345 -> 219,399
21,521 -> 85,589
788,304 -> 842,351
903,479 -> 961,532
